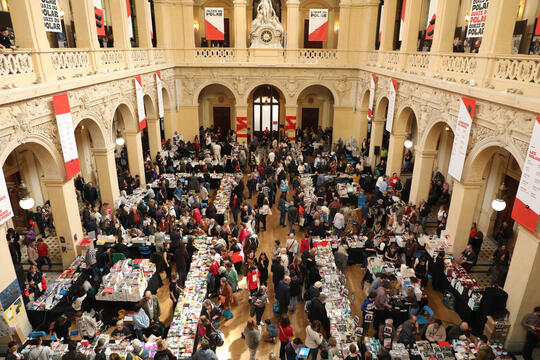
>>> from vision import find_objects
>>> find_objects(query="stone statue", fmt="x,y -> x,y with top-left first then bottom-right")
250,0 -> 283,48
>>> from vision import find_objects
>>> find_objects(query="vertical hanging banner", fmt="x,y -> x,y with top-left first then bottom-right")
286,116 -> 297,142
466,0 -> 489,38
147,0 -> 154,40
425,0 -> 438,40
367,74 -> 377,121
134,76 -> 146,130
126,0 -> 134,38
236,117 -> 248,142
53,94 -> 80,179
0,167 -> 14,225
378,5 -> 384,42
205,8 -> 225,41
511,117 -> 540,232
40,0 -> 63,33
386,79 -> 397,133
94,0 -> 106,36
448,97 -> 476,181
399,0 -> 406,41
156,71 -> 164,118
308,9 -> 328,41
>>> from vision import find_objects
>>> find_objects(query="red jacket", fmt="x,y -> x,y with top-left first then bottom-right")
37,243 -> 49,257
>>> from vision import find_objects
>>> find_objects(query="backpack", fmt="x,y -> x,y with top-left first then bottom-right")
208,330 -> 225,347
154,352 -> 169,360
248,235 -> 259,251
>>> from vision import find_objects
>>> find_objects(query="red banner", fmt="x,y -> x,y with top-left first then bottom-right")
53,94 -> 80,179
236,117 -> 247,140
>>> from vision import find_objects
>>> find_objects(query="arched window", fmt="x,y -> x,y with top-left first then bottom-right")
253,85 -> 280,135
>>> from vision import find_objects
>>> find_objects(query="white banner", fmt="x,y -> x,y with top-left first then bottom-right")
205,8 -> 225,40
135,76 -> 146,130
399,0 -> 406,41
0,167 -> 14,226
308,9 -> 328,41
147,1 -> 154,40
367,74 -> 376,121
511,117 -> 540,232
378,4 -> 384,42
386,79 -> 397,133
127,0 -> 134,38
156,71 -> 164,118
41,0 -> 62,33
466,0 -> 489,38
53,94 -> 80,179
448,97 -> 476,181
425,0 -> 438,40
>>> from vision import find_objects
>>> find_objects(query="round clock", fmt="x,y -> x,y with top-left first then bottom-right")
261,30 -> 273,43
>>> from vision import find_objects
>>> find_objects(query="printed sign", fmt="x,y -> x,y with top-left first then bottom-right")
399,0 -> 406,41
425,0 -> 438,40
135,76 -> 146,130
41,0 -> 62,33
148,0 -> 154,39
367,74 -> 376,121
309,9 -> 328,42
448,97 -> 476,181
236,117 -> 248,142
0,166 -> 14,225
286,116 -> 296,142
378,4 -> 384,42
386,79 -> 397,133
511,116 -> 540,232
466,0 -> 489,38
53,93 -> 80,179
205,8 -> 225,40
156,71 -> 164,118
94,0 -> 106,36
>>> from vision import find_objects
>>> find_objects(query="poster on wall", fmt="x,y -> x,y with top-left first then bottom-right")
126,0 -> 134,38
367,74 -> 376,121
134,76 -> 146,130
94,0 -> 106,36
466,0 -> 489,38
156,71 -> 164,118
0,167 -> 14,226
0,280 -> 21,311
236,117 -> 247,142
425,0 -> 438,40
308,9 -> 328,41
448,96 -> 476,181
386,79 -> 397,133
378,5 -> 384,43
511,116 -> 540,232
398,0 -> 406,41
40,0 -> 63,33
53,93 -> 80,179
286,116 -> 296,142
205,8 -> 225,41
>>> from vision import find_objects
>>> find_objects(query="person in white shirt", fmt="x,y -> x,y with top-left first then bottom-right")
305,320 -> 324,359
212,142 -> 222,161
28,338 -> 52,360
285,235 -> 299,264
268,151 -> 275,164
333,211 -> 345,236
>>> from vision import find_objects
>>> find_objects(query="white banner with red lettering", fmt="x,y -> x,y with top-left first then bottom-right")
308,9 -> 328,41
386,79 -> 397,133
367,74 -> 376,121
135,76 -> 146,130
399,0 -> 406,41
53,93 -> 80,179
156,71 -> 164,118
205,8 -> 225,40
0,167 -> 14,225
147,0 -> 154,40
378,4 -> 384,42
126,0 -> 134,38
94,0 -> 106,36
511,116 -> 540,232
448,97 -> 476,181
425,0 -> 438,40
466,0 -> 489,38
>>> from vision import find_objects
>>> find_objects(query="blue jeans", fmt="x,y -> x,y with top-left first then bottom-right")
280,211 -> 286,226
309,347 -> 319,360
289,220 -> 295,234
289,295 -> 298,312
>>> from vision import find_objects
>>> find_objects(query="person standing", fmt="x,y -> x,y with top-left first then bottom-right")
243,319 -> 262,360
7,228 -> 21,264
305,320 -> 324,360
276,276 -> 291,315
6,341 -> 23,360
84,183 -> 99,208
139,290 -> 161,323
27,239 -> 39,268
250,285 -> 269,325
27,338 -> 52,360
278,315 -> 294,360
36,239 -> 52,270
521,306 -> 540,360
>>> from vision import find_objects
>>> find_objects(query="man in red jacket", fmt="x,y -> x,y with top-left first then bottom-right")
36,238 -> 52,270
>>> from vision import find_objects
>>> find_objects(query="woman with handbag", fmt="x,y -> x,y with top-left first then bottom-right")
278,315 -> 294,360
218,277 -> 234,319
305,320 -> 324,360
250,285 -> 269,325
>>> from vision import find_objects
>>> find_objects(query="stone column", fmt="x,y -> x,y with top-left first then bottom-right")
234,0 -> 248,61
124,130 -> 146,184
0,224 -> 32,337
182,0 -> 196,59
163,106 -> 178,141
109,0 -> 132,48
368,118 -> 385,169
503,227 -> 540,352
134,0 -> 153,48
178,106 -> 199,142
92,147 -> 120,206
71,0 -> 103,71
337,0 -> 351,52
333,106 -> 358,146
409,149 -> 437,205
286,0 -> 300,50
398,0 -> 422,69
147,118 -> 162,160
356,106 -> 368,146
445,180 -> 483,254
285,106 -> 297,143
379,0 -> 397,51
154,0 -> 172,48
385,131 -> 406,177
429,0 -> 459,53
43,178 -> 83,266
359,0 -> 379,52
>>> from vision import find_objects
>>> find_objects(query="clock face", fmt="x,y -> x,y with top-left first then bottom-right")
261,30 -> 273,43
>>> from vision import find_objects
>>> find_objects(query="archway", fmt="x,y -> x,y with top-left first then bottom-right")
368,95 -> 389,170
296,85 -> 334,144
198,84 -> 237,140
386,106 -> 418,179
248,84 -> 285,142
143,94 -> 160,160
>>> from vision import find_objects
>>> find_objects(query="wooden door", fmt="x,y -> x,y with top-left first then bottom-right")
5,172 -> 30,231
213,107 -> 231,131
303,19 -> 323,49
301,108 -> 319,130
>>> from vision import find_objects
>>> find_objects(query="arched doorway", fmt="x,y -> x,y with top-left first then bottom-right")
197,84 -> 237,140
296,85 -> 334,131
143,94 -> 159,160
368,95 -> 389,170
386,106 -> 418,178
249,84 -> 283,140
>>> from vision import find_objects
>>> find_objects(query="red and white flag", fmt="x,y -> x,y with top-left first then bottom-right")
147,0 -> 154,40
94,0 -> 106,36
386,79 -> 397,133
205,8 -> 225,40
53,93 -> 80,179
378,4 -> 384,42
512,116 -> 540,232
134,76 -> 146,130
0,166 -> 14,225
286,116 -> 296,142
425,0 -> 438,40
448,97 -> 476,181
236,117 -> 247,142
367,74 -> 376,121
308,9 -> 328,42
156,71 -> 164,118
399,0 -> 406,41
126,0 -> 134,38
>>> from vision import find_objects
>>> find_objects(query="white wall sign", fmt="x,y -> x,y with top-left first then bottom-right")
135,76 -> 146,130
156,71 -> 164,118
205,8 -> 225,40
466,0 -> 489,38
53,93 -> 80,179
386,79 -> 397,133
41,0 -> 63,33
308,9 -> 328,41
448,97 -> 476,181
367,74 -> 376,121
0,167 -> 14,225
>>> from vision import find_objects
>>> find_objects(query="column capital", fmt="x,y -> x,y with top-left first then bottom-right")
181,0 -> 194,6
415,149 -> 438,158
339,0 -> 352,8
391,131 -> 408,138
455,179 -> 485,189
286,0 -> 300,6
92,147 -> 116,156
125,129 -> 141,136
233,0 -> 247,5
42,178 -> 69,187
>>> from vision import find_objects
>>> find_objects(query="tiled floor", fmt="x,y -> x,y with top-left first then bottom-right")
20,234 -> 63,266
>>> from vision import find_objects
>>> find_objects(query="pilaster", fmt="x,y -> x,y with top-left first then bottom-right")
386,131 -> 406,177
124,130 -> 146,184
379,0 -> 397,51
398,0 -> 422,70
134,0 -> 154,49
109,0 -> 132,49
234,0 -> 248,61
92,147 -> 121,207
147,118 -> 162,160
337,0 -> 351,51
182,0 -> 196,55
409,149 -> 437,205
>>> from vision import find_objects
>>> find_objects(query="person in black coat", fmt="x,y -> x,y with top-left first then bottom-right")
271,257 -> 285,291
206,202 -> 217,220
309,294 -> 330,337
275,276 -> 291,315
84,182 -> 99,207
429,250 -> 446,293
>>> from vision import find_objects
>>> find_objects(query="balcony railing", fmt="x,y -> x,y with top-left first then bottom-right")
492,55 -> 540,93
0,50 -> 36,86
367,51 -> 379,66
194,48 -> 235,63
438,53 -> 478,82
298,49 -> 338,64
406,52 -> 430,74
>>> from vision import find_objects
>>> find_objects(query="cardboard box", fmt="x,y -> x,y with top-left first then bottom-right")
484,316 -> 510,341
